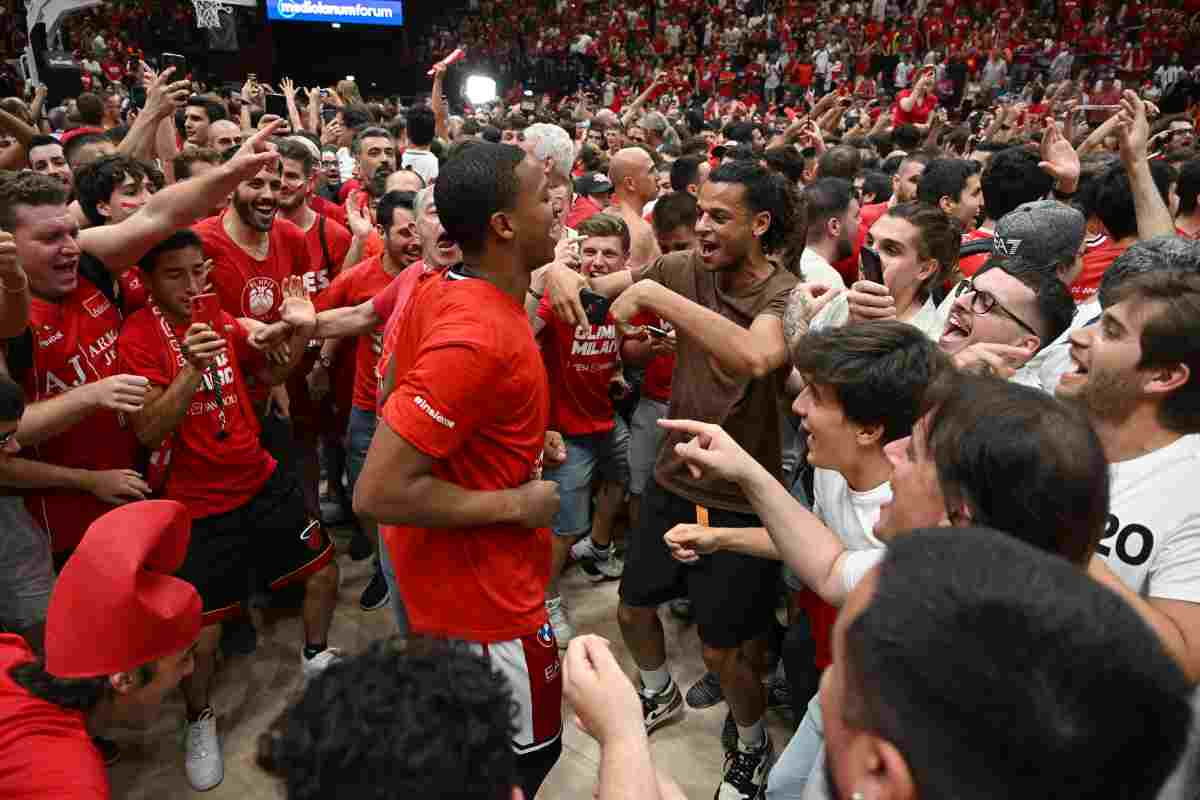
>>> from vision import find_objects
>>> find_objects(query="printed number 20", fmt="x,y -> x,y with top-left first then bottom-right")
1097,514 -> 1154,567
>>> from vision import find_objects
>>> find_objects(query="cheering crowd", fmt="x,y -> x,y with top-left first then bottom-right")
0,0 -> 1198,795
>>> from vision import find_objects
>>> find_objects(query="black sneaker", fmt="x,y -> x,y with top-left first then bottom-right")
686,671 -> 724,709
93,736 -> 121,766
715,734 -> 773,800
359,565 -> 390,611
640,678 -> 684,734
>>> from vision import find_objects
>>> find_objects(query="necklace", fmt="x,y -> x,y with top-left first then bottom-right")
148,301 -> 229,440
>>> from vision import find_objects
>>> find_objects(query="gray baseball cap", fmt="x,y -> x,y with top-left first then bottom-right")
992,200 -> 1087,269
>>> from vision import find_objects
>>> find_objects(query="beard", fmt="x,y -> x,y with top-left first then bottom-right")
1061,365 -> 1143,424
233,193 -> 276,233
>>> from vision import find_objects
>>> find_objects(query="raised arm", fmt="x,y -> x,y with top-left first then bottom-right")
614,280 -> 789,379
0,233 -> 30,338
431,64 -> 450,141
80,124 -> 282,272
118,64 -> 190,162
1116,90 -> 1174,240
280,78 -> 307,136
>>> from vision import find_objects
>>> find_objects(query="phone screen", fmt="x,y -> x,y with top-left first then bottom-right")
191,293 -> 222,331
860,247 -> 884,285
265,93 -> 288,118
162,52 -> 186,77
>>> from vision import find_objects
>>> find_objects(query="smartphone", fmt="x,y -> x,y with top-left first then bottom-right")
161,52 -> 186,77
322,106 -> 339,124
265,93 -> 287,118
860,246 -> 884,285
580,288 -> 612,326
191,293 -> 222,331
1075,104 -> 1121,111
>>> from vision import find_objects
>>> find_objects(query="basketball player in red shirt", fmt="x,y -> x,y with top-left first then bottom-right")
355,143 -> 565,798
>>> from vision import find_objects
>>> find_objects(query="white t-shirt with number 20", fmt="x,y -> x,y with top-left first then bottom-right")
1103,434 -> 1200,602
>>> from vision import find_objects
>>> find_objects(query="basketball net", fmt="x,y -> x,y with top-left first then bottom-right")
193,0 -> 230,29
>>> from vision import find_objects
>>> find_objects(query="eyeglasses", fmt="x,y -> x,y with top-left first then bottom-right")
961,278 -> 1040,338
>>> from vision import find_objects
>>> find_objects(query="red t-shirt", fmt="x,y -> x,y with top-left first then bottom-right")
22,280 -> 139,553
310,194 -> 348,228
101,60 -> 123,82
118,307 -> 274,519
892,89 -> 938,125
337,179 -> 362,204
194,214 -> 311,323
299,214 -> 352,297
379,273 -> 551,642
1071,238 -> 1130,303
629,311 -> 675,403
194,213 -> 311,403
959,228 -> 994,277
316,255 -> 396,412
0,635 -> 108,799
536,295 -> 619,436
565,195 -> 603,230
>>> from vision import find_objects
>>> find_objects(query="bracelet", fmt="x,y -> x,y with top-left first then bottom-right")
528,287 -> 544,300
1052,186 -> 1077,201
0,270 -> 28,294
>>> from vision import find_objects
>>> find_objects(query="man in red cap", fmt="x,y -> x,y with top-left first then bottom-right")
0,499 -> 202,798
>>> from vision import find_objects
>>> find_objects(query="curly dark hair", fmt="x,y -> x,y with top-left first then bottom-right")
707,160 -> 801,258
258,637 -> 518,800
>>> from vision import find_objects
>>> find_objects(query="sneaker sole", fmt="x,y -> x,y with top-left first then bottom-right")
646,691 -> 685,734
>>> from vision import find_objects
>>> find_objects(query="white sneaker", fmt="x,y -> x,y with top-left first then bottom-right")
570,536 -> 601,562
545,596 -> 575,647
184,707 -> 223,791
301,646 -> 344,680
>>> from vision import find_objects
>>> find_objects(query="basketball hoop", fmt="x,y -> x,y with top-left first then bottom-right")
193,0 -> 229,29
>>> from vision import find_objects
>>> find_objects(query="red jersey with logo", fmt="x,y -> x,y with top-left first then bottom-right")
316,255 -> 396,413
630,311 -> 675,403
536,295 -> 619,436
194,214 -> 312,324
119,307 -> 274,519
0,635 -> 108,799
379,272 -> 551,643
22,281 -> 139,553
194,214 -> 311,404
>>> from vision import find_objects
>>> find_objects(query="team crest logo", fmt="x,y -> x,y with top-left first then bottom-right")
536,622 -> 556,648
244,278 -> 278,318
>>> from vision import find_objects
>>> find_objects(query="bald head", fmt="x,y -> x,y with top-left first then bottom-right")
207,120 -> 243,152
609,147 -> 657,204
